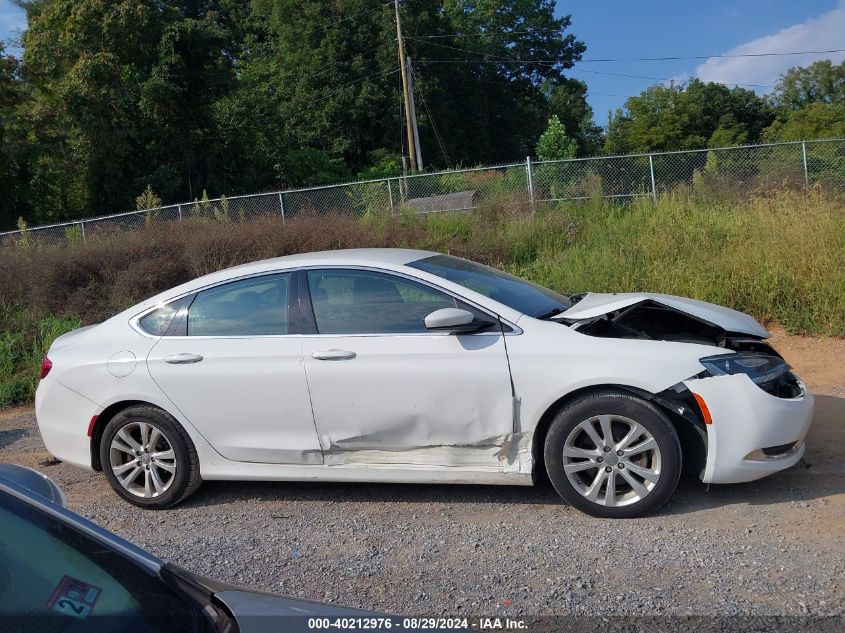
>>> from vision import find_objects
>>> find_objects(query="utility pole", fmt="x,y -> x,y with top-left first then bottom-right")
406,57 -> 423,170
394,0 -> 418,171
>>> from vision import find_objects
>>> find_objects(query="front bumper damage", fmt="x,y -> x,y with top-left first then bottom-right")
684,373 -> 814,484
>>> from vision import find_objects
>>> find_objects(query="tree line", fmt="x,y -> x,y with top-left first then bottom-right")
604,61 -> 845,155
0,0 -> 842,230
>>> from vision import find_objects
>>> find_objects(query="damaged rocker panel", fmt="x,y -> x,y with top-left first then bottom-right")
322,432 -> 533,473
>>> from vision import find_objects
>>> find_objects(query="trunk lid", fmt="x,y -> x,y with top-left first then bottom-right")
49,324 -> 99,350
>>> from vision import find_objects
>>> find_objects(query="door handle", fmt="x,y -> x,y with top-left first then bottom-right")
164,353 -> 204,364
311,349 -> 357,361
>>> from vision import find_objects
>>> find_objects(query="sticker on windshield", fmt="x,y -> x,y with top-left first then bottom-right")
46,575 -> 102,619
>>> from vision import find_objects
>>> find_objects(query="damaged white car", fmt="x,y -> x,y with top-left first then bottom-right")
35,249 -> 814,517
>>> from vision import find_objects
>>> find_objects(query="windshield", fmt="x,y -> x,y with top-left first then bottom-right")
0,489 -> 216,632
408,254 -> 572,318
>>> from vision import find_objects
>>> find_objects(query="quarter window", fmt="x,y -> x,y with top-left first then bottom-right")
187,273 -> 291,336
138,297 -> 189,336
306,270 -> 455,334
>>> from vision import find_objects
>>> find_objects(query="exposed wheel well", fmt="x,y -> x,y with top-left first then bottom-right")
89,400 -> 151,471
531,384 -> 708,483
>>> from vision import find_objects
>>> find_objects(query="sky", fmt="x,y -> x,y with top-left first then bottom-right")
0,0 -> 23,51
562,0 -> 845,124
1,0 -> 843,127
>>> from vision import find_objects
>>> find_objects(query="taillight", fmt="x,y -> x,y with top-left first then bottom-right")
39,357 -> 53,379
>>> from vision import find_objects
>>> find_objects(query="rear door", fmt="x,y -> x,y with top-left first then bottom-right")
146,272 -> 322,465
299,268 -> 514,464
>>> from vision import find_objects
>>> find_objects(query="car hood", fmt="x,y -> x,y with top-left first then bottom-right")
164,564 -> 377,631
214,590 -> 377,624
557,292 -> 770,338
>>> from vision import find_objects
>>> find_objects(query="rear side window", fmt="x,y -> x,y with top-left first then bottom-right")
306,269 -> 455,334
187,273 -> 292,336
138,298 -> 189,336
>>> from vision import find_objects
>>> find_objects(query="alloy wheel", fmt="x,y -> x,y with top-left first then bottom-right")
109,421 -> 177,498
561,414 -> 662,508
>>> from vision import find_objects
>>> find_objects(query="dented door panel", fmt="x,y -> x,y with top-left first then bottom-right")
302,333 -> 515,468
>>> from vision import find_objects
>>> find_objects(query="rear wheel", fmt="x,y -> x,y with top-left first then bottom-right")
544,391 -> 681,518
100,406 -> 201,508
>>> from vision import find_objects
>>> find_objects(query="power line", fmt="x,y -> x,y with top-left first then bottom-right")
408,38 -> 570,79
570,67 -> 773,89
579,48 -> 845,63
410,28 -> 570,39
410,40 -> 772,88
408,37 -> 845,63
588,91 -> 637,98
408,38 -> 541,62
411,39 -> 842,75
309,42 -> 391,80
301,1 -> 393,39
415,60 -> 773,91
303,67 -> 400,107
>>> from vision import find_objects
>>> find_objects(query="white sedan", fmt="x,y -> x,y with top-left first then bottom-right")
35,249 -> 813,517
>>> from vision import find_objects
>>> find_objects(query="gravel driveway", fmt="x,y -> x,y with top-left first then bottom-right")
1,329 -> 843,620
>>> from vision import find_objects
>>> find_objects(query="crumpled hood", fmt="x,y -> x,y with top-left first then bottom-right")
557,292 -> 770,339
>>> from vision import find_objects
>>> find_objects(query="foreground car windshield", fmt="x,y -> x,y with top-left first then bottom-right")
408,254 -> 571,317
0,490 -> 214,631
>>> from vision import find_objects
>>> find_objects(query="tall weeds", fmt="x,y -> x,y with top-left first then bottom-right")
1,188 -> 843,405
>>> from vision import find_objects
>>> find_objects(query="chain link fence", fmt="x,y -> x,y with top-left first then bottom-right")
2,139 -> 843,248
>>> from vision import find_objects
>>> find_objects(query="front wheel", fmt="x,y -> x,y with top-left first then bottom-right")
100,406 -> 202,508
544,391 -> 682,518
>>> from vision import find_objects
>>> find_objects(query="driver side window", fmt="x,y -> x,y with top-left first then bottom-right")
306,269 -> 455,334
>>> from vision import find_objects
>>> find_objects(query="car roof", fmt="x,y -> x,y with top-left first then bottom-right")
223,248 -> 439,273
113,247 -> 526,325
118,249 -> 442,319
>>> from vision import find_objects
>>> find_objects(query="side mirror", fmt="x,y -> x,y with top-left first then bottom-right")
424,308 -> 495,333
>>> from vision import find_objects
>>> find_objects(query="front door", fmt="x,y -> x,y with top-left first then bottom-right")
147,272 -> 322,465
300,268 -> 514,465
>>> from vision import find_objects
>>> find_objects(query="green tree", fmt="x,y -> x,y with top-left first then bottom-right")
16,0 -> 237,224
0,43 -> 27,230
545,78 -> 603,155
769,59 -> 845,111
763,59 -> 845,141
604,79 -> 773,153
136,184 -> 162,226
536,115 -> 577,160
135,185 -> 162,211
763,102 -> 845,141
238,0 -> 585,175
4,1 -> 588,228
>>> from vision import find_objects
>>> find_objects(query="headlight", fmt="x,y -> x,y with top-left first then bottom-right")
699,352 -> 790,385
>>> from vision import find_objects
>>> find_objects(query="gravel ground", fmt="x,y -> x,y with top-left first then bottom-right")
1,329 -> 843,620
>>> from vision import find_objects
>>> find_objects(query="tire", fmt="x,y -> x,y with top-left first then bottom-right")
544,391 -> 681,519
100,405 -> 202,509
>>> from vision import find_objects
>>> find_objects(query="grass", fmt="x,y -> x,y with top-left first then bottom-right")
1,186 -> 843,406
521,187 -> 845,335
0,312 -> 81,406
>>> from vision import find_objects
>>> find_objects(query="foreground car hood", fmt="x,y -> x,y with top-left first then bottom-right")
215,589 -> 376,620
165,564 -> 377,631
558,292 -> 769,338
